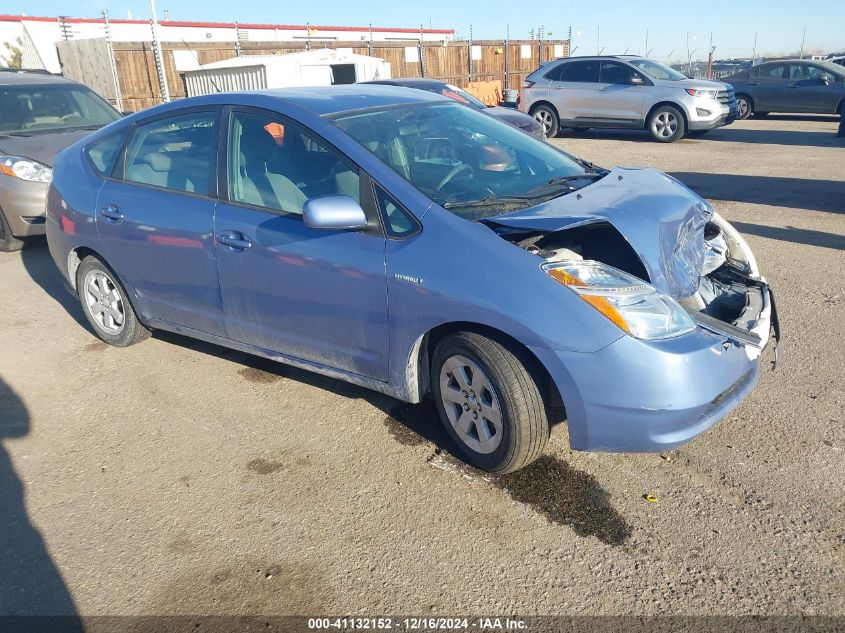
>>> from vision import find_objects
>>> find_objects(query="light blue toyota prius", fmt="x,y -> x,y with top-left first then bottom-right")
46,85 -> 780,473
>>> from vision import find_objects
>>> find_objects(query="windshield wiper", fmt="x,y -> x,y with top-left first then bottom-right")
543,172 -> 606,187
443,195 -> 535,209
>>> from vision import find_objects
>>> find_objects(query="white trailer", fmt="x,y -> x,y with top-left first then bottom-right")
184,49 -> 391,97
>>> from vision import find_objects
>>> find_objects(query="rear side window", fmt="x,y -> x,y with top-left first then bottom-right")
543,63 -> 567,81
759,64 -> 788,79
85,132 -> 125,177
122,111 -> 217,196
559,61 -> 599,83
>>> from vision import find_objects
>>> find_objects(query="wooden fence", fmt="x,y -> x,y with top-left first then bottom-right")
58,38 -> 570,111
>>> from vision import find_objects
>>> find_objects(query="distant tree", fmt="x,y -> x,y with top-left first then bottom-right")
3,37 -> 23,69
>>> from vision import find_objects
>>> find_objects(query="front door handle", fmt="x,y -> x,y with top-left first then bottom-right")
217,231 -> 252,251
99,204 -> 124,222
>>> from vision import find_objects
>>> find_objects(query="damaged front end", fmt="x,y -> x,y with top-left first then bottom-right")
486,167 -> 781,365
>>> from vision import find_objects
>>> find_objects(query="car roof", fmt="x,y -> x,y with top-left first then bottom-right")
0,70 -> 77,86
364,78 -> 447,90
255,84 -> 448,116
551,55 -> 648,62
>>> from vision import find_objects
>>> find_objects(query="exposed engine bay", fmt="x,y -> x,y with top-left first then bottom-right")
487,213 -> 780,357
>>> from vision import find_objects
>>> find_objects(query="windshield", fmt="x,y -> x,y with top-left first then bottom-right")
331,102 -> 590,219
0,84 -> 121,135
628,59 -> 688,81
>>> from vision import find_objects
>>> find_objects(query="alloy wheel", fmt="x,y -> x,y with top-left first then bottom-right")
533,110 -> 554,134
83,270 -> 125,335
439,355 -> 504,454
737,97 -> 749,118
651,111 -> 678,138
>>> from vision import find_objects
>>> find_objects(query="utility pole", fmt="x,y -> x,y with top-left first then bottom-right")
667,49 -> 675,65
596,25 -> 600,55
644,29 -> 653,58
706,32 -> 716,79
799,26 -> 806,59
102,9 -> 123,112
568,25 -> 572,56
686,32 -> 697,77
752,32 -> 757,65
149,0 -> 170,103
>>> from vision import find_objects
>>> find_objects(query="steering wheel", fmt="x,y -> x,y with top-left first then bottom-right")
435,163 -> 473,192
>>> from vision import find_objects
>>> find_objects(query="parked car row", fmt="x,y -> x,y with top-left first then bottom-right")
1,64 -> 782,473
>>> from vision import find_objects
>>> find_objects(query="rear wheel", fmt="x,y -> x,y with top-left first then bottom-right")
647,105 -> 685,142
735,94 -> 752,120
531,104 -> 559,138
0,208 -> 25,253
431,332 -> 549,473
77,255 -> 150,347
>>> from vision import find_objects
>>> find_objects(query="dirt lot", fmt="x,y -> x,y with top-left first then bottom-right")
1,115 -> 843,619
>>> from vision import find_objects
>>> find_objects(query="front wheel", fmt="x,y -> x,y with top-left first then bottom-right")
647,105 -> 685,142
77,255 -> 150,347
531,105 -> 559,138
431,332 -> 549,473
735,95 -> 752,120
0,209 -> 25,253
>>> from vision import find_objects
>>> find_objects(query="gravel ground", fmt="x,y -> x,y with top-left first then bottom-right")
0,114 -> 843,619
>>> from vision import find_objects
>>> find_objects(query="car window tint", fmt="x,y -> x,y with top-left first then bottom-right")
601,61 -> 640,84
762,64 -> 788,79
123,112 -> 216,195
86,132 -> 125,177
559,61 -> 599,83
374,185 -> 418,237
543,63 -> 566,81
228,111 -> 359,215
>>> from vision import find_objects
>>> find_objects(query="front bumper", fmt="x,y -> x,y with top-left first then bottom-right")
530,283 -> 776,452
687,99 -> 738,131
0,175 -> 48,237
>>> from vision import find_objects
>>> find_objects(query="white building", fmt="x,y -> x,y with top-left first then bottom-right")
0,14 -> 454,73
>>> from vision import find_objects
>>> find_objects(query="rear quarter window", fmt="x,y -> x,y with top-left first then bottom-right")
85,132 -> 126,177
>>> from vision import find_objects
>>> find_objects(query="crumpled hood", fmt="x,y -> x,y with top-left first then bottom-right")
489,167 -> 713,298
0,129 -> 95,167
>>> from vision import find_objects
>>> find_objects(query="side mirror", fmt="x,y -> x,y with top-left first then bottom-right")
820,76 -> 831,86
303,195 -> 368,231
629,75 -> 644,85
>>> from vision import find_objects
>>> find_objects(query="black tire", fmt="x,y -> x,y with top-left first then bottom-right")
646,105 -> 685,142
530,104 -> 559,138
735,94 -> 752,120
76,255 -> 150,347
0,208 -> 25,253
431,332 -> 549,474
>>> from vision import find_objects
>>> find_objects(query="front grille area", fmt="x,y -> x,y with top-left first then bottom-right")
717,89 -> 735,106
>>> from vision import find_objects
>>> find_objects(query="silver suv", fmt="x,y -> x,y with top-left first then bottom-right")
519,56 -> 737,142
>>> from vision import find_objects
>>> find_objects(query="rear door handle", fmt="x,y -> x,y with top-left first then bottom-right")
217,231 -> 252,251
99,204 -> 124,222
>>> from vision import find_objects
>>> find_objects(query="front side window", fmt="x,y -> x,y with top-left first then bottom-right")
628,59 -> 688,81
228,110 -> 359,215
332,102 -> 590,220
601,61 -> 643,85
374,185 -> 418,237
0,84 -> 121,135
559,61 -> 599,83
123,111 -> 217,195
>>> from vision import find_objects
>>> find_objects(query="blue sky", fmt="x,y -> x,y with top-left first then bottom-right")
8,0 -> 845,60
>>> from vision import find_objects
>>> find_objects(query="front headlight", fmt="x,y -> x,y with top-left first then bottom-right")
685,88 -> 718,99
545,260 -> 696,340
0,156 -> 52,183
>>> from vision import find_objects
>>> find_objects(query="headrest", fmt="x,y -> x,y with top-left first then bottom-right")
143,152 -> 171,172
